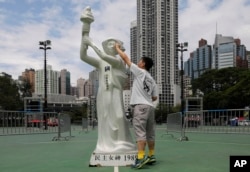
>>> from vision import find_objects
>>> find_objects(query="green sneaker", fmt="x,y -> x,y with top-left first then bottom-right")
147,155 -> 156,165
131,156 -> 150,169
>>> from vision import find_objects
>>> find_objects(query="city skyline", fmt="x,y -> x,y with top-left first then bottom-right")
0,0 -> 250,85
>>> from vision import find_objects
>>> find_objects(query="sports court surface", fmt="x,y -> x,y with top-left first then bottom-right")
0,125 -> 250,172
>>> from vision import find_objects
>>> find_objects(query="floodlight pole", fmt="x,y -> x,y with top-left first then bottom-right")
39,40 -> 51,130
177,42 -> 188,141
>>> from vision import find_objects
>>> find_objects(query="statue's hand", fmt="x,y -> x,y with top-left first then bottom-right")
83,36 -> 93,46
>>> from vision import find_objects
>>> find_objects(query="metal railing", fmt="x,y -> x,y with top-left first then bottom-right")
52,113 -> 72,141
0,111 -> 71,138
166,109 -> 250,140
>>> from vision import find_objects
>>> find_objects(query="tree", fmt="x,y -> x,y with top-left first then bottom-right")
154,103 -> 182,123
192,67 -> 250,109
63,103 -> 88,123
0,76 -> 22,110
155,103 -> 169,123
18,78 -> 32,98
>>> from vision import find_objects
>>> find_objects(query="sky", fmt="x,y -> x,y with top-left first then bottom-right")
0,0 -> 250,86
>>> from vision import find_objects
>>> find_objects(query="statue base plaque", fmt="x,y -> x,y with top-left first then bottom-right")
89,151 -> 137,167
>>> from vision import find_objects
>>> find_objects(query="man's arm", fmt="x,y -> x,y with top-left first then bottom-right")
115,43 -> 132,67
152,83 -> 158,107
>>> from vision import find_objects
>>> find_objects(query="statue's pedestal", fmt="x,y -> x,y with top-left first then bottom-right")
89,151 -> 137,167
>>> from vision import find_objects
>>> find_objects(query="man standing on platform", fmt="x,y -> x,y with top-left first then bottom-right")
115,43 -> 158,169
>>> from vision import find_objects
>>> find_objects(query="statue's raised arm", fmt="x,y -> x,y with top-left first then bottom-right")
80,6 -> 99,68
80,6 -> 94,37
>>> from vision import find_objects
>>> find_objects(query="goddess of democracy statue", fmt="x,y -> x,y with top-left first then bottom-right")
80,6 -> 136,154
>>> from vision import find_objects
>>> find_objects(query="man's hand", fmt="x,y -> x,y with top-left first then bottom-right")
115,43 -> 131,67
152,96 -> 157,101
115,42 -> 120,49
115,43 -> 124,54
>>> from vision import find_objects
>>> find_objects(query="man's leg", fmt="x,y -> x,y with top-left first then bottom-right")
146,106 -> 156,164
147,140 -> 155,157
133,104 -> 148,159
132,105 -> 151,168
137,140 -> 147,159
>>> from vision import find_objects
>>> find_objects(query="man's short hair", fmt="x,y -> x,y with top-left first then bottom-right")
141,56 -> 154,71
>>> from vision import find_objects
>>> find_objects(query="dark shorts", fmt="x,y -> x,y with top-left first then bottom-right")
132,104 -> 155,141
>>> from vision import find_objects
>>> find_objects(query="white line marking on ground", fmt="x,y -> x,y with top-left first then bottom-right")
114,166 -> 119,172
156,139 -> 250,146
21,140 -> 96,145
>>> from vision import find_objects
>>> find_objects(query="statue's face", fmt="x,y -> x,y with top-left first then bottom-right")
107,40 -> 116,50
103,39 -> 125,55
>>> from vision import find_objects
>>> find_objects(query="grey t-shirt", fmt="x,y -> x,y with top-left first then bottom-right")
130,63 -> 158,107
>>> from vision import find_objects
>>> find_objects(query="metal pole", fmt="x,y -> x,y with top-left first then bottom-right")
181,50 -> 184,117
39,40 -> 51,130
160,95 -> 162,124
177,42 -> 188,141
44,46 -> 48,130
44,48 -> 47,110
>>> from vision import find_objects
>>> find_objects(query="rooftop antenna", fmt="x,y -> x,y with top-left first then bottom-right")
216,22 -> 218,35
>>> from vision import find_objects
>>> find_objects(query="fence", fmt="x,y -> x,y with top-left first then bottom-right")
52,113 -> 72,141
166,109 -> 250,140
81,118 -> 89,133
164,112 -> 188,141
0,111 -> 72,139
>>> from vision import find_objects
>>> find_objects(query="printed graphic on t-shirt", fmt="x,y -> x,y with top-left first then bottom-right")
143,78 -> 153,95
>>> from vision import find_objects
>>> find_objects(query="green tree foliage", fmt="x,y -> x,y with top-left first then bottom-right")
155,103 -> 168,123
0,76 -> 22,110
63,103 -> 88,122
18,79 -> 32,98
155,103 -> 181,123
192,67 -> 250,109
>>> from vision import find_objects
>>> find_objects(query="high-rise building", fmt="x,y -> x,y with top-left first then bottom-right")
77,77 -> 85,98
123,90 -> 131,112
59,69 -> 71,95
21,68 -> 35,93
235,39 -> 248,68
89,69 -> 99,97
213,34 -> 236,69
84,79 -> 92,97
71,86 -> 78,97
123,73 -> 131,90
35,65 -> 59,95
213,34 -> 248,69
247,51 -> 250,68
185,35 -> 248,82
130,20 -> 138,88
134,0 -> 179,106
185,39 -> 212,79
183,75 -> 192,98
130,21 -> 138,64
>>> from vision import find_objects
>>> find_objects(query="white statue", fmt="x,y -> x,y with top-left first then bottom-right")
80,7 -> 136,153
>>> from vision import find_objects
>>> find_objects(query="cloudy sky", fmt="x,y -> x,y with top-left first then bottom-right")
0,0 -> 249,85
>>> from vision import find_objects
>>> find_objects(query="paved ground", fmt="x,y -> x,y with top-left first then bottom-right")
0,125 -> 250,172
